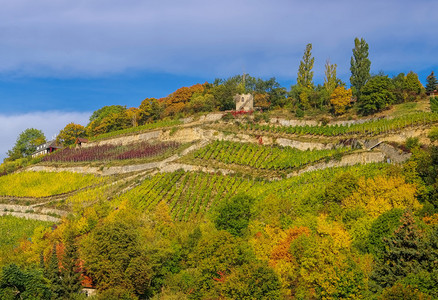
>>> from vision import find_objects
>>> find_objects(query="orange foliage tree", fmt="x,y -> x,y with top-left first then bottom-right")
163,84 -> 205,116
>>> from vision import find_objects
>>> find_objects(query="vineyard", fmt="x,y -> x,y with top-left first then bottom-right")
42,141 -> 180,163
239,112 -> 438,137
89,119 -> 182,141
120,170 -> 261,221
0,171 -> 107,198
0,215 -> 52,265
191,140 -> 351,171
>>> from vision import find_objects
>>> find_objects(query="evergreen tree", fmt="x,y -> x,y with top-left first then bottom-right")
371,211 -> 430,291
46,245 -> 63,299
297,43 -> 314,89
60,233 -> 82,298
350,37 -> 371,99
426,71 -> 438,93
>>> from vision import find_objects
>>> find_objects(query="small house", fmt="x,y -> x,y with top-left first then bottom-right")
75,137 -> 89,147
32,140 -> 62,157
234,93 -> 254,111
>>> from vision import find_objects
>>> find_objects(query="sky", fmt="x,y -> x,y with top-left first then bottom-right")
1,0 -> 437,161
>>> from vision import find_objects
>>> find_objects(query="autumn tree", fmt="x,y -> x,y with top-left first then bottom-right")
297,43 -> 314,89
342,176 -> 420,217
126,107 -> 141,127
350,37 -> 371,99
330,86 -> 352,115
139,98 -> 162,124
324,59 -> 337,101
163,84 -> 205,116
56,123 -> 87,146
426,71 -> 438,93
6,128 -> 46,161
86,105 -> 128,136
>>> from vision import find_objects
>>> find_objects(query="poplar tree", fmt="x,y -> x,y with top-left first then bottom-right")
297,43 -> 314,89
350,37 -> 371,99
324,59 -> 337,98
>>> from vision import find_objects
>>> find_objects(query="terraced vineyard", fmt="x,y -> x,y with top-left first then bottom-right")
42,141 -> 180,163
191,140 -> 351,171
120,170 -> 261,221
0,215 -> 53,264
239,112 -> 438,137
0,171 -> 107,198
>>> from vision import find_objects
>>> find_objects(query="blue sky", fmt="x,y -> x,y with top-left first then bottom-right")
0,0 -> 437,160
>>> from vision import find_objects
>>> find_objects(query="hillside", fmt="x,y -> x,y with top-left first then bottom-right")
1,99 -> 438,299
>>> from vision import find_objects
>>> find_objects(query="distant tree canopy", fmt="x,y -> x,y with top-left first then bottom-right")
6,128 -> 46,161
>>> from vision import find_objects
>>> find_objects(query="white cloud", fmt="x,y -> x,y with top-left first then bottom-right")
0,111 -> 91,162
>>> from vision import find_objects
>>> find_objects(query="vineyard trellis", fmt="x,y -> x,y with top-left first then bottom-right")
121,171 -> 260,221
192,140 -> 351,171
42,141 -> 180,163
0,171 -> 107,198
239,112 -> 438,137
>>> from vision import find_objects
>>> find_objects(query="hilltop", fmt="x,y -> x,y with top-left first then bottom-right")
1,75 -> 438,298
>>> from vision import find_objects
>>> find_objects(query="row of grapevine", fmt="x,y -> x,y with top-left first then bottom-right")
121,171 -> 261,221
0,215 -> 53,265
42,141 -> 180,163
89,119 -> 182,141
193,140 -> 350,171
0,171 -> 107,198
240,112 -> 438,137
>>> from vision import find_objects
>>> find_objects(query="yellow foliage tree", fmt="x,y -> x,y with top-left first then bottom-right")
342,176 -> 420,217
330,86 -> 352,115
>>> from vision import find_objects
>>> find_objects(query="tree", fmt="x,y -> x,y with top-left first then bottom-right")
350,37 -> 371,99
297,43 -> 314,89
59,232 -> 82,298
371,212 -> 432,291
359,75 -> 396,115
56,123 -> 87,147
45,245 -> 63,299
324,59 -> 338,101
330,86 -> 352,115
138,98 -> 163,124
87,105 -> 127,136
214,194 -> 254,236
342,176 -> 419,217
426,71 -> 438,93
6,128 -> 46,161
0,264 -> 52,299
